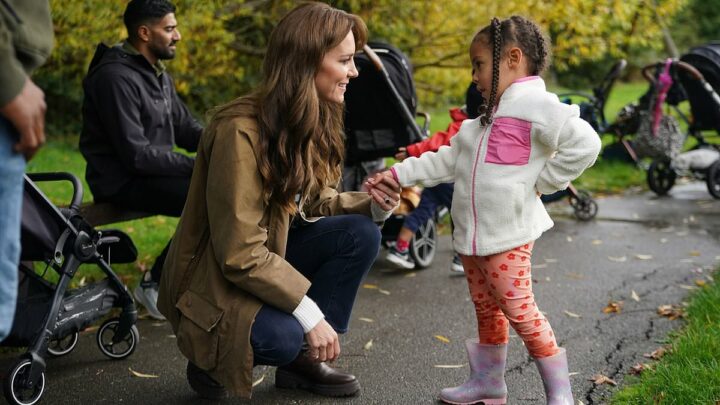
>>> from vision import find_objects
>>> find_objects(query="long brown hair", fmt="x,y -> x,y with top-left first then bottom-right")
207,2 -> 367,214
472,16 -> 551,125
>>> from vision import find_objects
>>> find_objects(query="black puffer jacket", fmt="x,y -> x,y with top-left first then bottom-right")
79,43 -> 203,198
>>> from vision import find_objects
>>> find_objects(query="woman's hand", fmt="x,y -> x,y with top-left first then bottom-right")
394,147 -> 409,161
364,170 -> 401,211
305,319 -> 340,363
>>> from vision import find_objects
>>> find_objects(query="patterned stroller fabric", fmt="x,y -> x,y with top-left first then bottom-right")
633,112 -> 684,161
633,59 -> 685,161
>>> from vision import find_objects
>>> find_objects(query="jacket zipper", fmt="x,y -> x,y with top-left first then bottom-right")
470,125 -> 489,256
0,0 -> 22,24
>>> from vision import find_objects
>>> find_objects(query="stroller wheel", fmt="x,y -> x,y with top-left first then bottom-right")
647,160 -> 676,196
3,359 -> 45,405
96,318 -> 139,360
706,160 -> 720,199
569,190 -> 598,221
409,218 -> 437,268
47,332 -> 79,357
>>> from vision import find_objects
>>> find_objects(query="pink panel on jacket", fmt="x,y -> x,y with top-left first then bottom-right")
485,117 -> 532,165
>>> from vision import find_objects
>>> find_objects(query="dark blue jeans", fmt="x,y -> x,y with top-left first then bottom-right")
250,214 -> 381,366
403,183 -> 454,232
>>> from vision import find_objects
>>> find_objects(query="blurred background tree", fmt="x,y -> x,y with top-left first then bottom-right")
37,0 -> 704,134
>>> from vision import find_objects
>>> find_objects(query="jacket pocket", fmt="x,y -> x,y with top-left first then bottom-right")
485,117 -> 532,165
175,290 -> 224,370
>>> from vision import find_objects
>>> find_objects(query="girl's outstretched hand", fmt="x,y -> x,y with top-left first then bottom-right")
365,170 -> 401,211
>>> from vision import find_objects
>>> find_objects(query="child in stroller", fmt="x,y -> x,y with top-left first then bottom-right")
1,172 -> 139,405
385,83 -> 483,272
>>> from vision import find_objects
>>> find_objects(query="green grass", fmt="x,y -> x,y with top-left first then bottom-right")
612,270 -> 720,404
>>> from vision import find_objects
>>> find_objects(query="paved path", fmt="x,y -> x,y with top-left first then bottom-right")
2,182 -> 719,404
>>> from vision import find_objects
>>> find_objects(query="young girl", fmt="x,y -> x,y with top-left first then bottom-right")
367,16 -> 601,405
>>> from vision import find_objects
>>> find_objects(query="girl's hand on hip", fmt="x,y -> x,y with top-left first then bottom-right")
305,319 -> 340,363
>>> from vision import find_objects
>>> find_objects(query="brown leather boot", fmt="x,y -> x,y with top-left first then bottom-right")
275,352 -> 360,397
186,361 -> 228,400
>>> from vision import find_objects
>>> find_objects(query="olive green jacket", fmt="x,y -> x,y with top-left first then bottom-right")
157,108 -> 372,398
0,0 -> 54,106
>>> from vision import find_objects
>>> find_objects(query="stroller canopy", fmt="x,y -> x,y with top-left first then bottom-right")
679,43 -> 720,133
344,42 -> 421,163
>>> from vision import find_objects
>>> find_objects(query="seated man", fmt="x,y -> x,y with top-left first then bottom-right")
386,83 -> 482,273
79,0 -> 202,320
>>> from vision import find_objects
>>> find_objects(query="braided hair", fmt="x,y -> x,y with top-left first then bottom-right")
472,16 -> 551,126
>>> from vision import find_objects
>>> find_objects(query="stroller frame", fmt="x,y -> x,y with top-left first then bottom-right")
3,172 -> 139,405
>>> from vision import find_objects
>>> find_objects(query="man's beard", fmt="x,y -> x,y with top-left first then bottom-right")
150,41 -> 177,60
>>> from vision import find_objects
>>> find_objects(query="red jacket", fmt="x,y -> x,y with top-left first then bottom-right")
406,107 -> 468,158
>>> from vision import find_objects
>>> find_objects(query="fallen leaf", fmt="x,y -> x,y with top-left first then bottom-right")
657,305 -> 684,320
433,364 -> 465,368
78,276 -> 87,287
434,335 -> 451,343
129,368 -> 159,378
631,290 -> 640,302
635,254 -> 653,260
629,363 -> 654,375
695,279 -> 707,287
358,317 -> 374,323
167,335 -> 176,338
590,374 -> 617,386
252,374 -> 266,387
591,240 -> 603,245
689,250 -> 701,257
602,300 -> 624,314
608,256 -> 627,262
364,339 -> 373,350
678,284 -> 698,290
564,310 -> 581,318
363,284 -> 378,289
644,347 -> 668,360
378,289 -> 391,295
405,272 -> 417,278
566,236 -> 573,242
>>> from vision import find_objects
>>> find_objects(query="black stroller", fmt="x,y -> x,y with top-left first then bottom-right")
637,44 -> 720,198
550,60 -> 633,221
1,172 -> 139,405
344,42 -> 441,268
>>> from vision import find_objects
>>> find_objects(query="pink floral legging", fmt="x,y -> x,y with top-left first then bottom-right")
461,241 -> 560,359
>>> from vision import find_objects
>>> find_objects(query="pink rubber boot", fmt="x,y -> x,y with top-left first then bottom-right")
534,348 -> 573,405
439,339 -> 507,405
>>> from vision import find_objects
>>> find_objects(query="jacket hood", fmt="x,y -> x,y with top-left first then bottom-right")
85,43 -> 154,79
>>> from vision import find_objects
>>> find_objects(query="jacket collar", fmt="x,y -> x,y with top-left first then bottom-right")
498,76 -> 545,106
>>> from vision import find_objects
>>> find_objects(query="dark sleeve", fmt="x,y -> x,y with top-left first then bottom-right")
171,87 -> 203,152
92,70 -> 194,176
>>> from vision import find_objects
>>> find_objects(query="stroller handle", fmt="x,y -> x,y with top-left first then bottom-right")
26,172 -> 84,213
361,45 -> 426,141
642,60 -> 704,83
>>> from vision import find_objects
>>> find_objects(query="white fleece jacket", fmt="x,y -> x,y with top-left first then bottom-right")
391,77 -> 601,256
